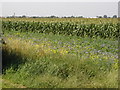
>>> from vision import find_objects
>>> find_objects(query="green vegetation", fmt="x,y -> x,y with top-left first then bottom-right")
2,18 -> 118,88
2,20 -> 118,38
2,18 -> 118,24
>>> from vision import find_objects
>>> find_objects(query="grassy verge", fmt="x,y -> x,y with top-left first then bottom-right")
2,79 -> 26,88
2,31 -> 118,88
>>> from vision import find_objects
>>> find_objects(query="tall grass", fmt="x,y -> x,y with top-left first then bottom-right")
2,31 -> 118,88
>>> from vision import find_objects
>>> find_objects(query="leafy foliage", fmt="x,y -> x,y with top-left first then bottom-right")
2,20 -> 118,38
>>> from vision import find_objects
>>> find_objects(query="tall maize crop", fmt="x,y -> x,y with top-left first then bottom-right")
2,18 -> 119,38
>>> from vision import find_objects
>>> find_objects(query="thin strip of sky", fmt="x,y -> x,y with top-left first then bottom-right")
2,2 -> 118,18
1,0 -> 119,2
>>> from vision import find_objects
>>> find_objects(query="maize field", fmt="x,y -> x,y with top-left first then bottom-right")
2,18 -> 119,38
